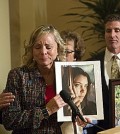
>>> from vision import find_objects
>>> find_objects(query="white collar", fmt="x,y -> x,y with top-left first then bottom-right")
105,48 -> 120,61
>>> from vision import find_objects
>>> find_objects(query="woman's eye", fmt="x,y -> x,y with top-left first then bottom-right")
35,46 -> 40,49
34,44 -> 41,49
46,46 -> 52,49
84,84 -> 88,89
46,45 -> 53,50
74,83 -> 80,88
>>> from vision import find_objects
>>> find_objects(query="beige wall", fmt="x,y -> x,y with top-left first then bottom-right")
47,0 -> 81,31
0,0 -> 12,134
9,0 -> 48,68
0,0 -> 11,90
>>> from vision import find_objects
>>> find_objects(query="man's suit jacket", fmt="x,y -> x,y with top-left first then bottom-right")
86,51 -> 110,133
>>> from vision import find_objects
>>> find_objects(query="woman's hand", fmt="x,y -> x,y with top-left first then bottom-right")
0,92 -> 15,109
46,94 -> 66,115
76,116 -> 91,127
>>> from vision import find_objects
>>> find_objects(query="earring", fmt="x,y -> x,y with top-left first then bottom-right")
56,56 -> 60,61
33,58 -> 35,61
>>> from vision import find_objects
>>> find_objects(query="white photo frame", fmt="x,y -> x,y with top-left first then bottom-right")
55,61 -> 104,122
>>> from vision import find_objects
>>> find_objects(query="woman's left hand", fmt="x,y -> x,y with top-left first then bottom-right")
76,116 -> 91,127
46,94 -> 66,115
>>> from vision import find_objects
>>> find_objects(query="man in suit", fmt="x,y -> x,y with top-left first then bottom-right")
87,13 -> 120,133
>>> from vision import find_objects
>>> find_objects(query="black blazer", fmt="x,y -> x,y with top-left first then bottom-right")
87,51 -> 110,133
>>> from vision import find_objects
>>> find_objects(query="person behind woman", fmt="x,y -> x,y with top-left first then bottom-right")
60,30 -> 86,61
60,30 -> 97,134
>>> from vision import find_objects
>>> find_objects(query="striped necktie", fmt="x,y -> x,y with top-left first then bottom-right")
111,55 -> 120,79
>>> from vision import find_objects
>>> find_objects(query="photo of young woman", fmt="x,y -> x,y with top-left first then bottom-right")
62,66 -> 97,116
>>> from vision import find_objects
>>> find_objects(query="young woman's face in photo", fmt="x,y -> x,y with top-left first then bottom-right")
73,74 -> 88,102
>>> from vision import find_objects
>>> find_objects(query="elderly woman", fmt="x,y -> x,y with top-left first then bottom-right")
2,25 -> 67,134
60,30 -> 85,61
60,30 -> 97,134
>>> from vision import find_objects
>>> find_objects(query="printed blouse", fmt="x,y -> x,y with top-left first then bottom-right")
2,66 -> 62,134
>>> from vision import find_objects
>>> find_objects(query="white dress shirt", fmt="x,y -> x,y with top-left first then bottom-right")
104,48 -> 120,86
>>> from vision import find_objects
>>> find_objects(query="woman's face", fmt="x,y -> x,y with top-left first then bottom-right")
73,74 -> 88,102
33,33 -> 58,68
65,40 -> 75,62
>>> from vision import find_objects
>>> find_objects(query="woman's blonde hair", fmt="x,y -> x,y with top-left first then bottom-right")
22,25 -> 65,68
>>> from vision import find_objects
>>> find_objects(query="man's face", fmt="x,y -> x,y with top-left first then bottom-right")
105,21 -> 120,54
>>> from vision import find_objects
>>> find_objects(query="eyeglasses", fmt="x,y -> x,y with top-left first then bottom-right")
65,49 -> 75,54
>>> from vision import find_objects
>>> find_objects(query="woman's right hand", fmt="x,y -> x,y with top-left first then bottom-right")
0,92 -> 15,109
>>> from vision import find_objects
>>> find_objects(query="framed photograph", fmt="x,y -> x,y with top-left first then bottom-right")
55,61 -> 104,122
109,79 -> 120,128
